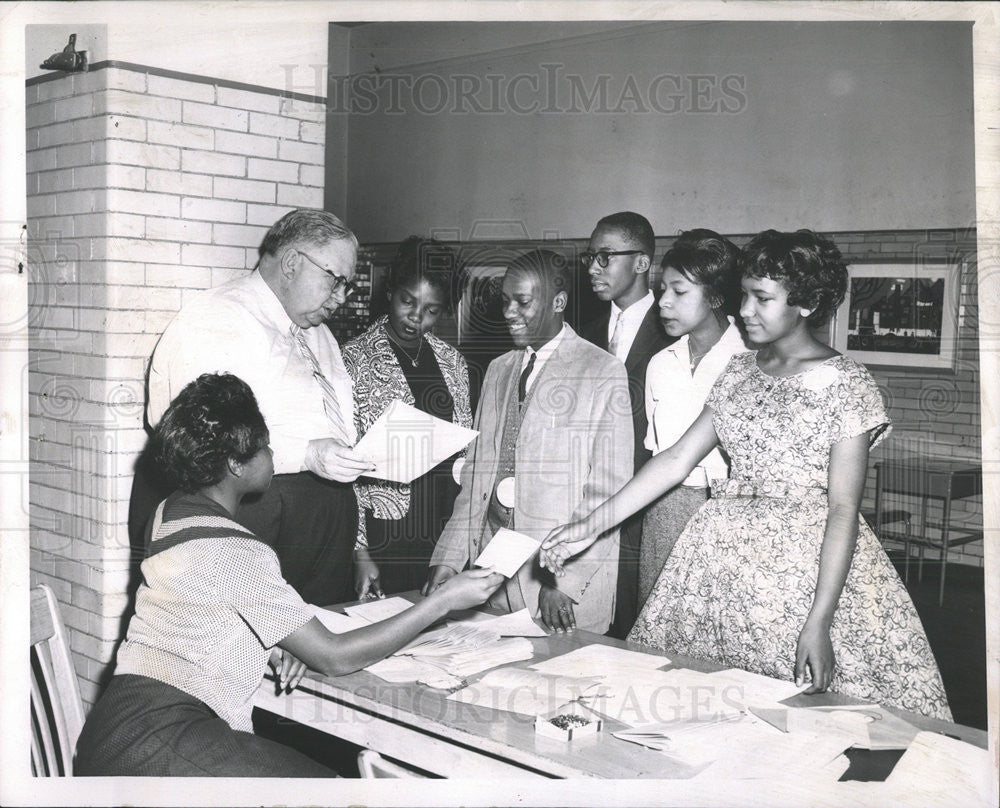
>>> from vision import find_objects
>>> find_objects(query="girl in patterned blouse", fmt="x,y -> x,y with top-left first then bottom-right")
542,230 -> 949,720
343,237 -> 473,597
75,373 -> 502,776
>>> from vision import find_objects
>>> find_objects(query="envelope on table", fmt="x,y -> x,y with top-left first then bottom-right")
354,399 -> 478,483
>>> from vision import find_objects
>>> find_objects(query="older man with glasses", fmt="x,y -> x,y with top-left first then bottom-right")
144,208 -> 373,606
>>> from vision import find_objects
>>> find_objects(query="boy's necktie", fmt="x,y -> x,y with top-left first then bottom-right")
608,312 -> 623,359
290,325 -> 348,441
518,351 -> 536,404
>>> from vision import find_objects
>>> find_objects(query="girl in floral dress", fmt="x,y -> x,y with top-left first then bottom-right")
541,229 -> 950,720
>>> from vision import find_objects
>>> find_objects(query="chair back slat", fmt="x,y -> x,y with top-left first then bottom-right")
30,656 -> 62,776
30,588 -> 56,646
29,584 -> 86,777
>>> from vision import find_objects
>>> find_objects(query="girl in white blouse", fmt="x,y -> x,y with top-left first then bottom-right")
639,230 -> 749,606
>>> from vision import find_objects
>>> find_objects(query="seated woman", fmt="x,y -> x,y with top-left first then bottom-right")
344,237 -> 473,597
542,230 -> 950,720
74,373 -> 502,776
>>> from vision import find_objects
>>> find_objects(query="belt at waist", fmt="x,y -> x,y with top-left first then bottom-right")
710,478 -> 827,500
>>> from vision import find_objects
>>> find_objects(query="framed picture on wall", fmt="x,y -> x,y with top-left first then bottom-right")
831,260 -> 961,370
457,264 -> 509,349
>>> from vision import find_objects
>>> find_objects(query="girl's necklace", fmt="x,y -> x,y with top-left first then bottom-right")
688,341 -> 711,371
391,333 -> 423,367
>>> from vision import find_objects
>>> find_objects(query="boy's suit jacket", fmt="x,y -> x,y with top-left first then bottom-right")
430,325 -> 633,633
581,302 -> 674,472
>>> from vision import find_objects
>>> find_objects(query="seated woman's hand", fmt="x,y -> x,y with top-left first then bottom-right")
539,519 -> 596,574
268,648 -> 309,693
432,568 -> 505,611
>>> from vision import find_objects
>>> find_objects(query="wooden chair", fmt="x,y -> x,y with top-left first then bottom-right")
357,749 -> 428,778
30,584 -> 86,776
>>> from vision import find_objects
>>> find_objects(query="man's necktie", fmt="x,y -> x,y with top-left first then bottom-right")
290,325 -> 348,441
608,312 -> 623,359
518,351 -> 536,404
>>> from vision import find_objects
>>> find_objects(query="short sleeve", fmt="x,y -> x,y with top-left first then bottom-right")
828,358 -> 892,448
705,352 -> 749,412
214,541 -> 314,648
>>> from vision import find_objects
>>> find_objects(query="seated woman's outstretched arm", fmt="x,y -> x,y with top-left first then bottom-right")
540,405 -> 720,573
278,568 -> 503,679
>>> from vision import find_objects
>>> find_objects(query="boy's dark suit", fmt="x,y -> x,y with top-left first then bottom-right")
581,301 -> 675,638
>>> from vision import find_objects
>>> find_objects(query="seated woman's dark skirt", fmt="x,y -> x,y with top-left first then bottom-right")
74,674 -> 335,777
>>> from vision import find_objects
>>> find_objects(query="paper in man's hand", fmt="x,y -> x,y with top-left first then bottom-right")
473,528 -> 540,577
354,399 -> 478,483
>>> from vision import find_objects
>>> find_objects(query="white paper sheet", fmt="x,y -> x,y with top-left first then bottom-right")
353,399 -> 478,483
309,604 -> 371,634
884,731 -> 993,805
530,644 -> 669,677
691,723 -> 856,780
472,528 -> 539,577
343,596 -> 413,623
591,668 -> 743,728
447,668 -> 604,716
472,608 -> 548,637
703,667 -> 809,706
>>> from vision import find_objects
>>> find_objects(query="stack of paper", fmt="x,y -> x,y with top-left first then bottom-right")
396,623 -> 501,656
365,656 -> 464,688
430,638 -> 535,679
364,619 -> 534,686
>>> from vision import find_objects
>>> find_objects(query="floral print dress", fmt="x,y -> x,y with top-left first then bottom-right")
628,352 -> 951,720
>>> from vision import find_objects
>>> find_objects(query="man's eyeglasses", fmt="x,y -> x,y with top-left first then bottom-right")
580,249 -> 645,269
296,249 -> 358,298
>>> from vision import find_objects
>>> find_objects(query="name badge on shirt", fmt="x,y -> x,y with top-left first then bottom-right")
496,476 -> 516,508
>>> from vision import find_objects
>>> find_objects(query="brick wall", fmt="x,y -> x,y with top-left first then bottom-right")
26,63 -> 325,706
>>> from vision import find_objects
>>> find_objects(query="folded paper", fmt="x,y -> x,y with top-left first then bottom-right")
354,399 -> 478,483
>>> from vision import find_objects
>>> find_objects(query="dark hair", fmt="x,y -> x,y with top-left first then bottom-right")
660,228 -> 743,314
595,211 -> 655,259
258,208 -> 357,260
741,229 -> 848,326
386,236 -> 456,311
154,373 -> 270,493
507,248 -> 572,298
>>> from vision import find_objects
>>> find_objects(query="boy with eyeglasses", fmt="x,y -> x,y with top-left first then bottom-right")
580,211 -> 675,638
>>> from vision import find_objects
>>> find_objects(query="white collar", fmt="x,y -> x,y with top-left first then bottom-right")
667,316 -> 742,358
610,289 -> 655,320
524,322 -> 569,364
249,269 -> 295,333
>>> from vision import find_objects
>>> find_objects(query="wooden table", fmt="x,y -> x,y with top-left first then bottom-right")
253,600 -> 987,779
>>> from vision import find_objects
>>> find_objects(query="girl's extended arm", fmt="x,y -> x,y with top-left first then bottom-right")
540,405 -> 719,572
795,432 -> 869,693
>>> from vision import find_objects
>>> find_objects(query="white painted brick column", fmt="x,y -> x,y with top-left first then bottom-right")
27,63 -> 326,707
